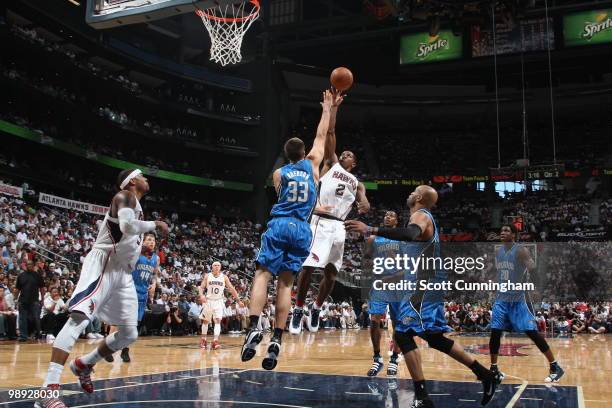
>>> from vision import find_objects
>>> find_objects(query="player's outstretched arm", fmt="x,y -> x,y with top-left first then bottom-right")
272,168 -> 282,195
306,90 -> 334,178
356,182 -> 370,214
321,89 -> 345,175
346,211 -> 430,242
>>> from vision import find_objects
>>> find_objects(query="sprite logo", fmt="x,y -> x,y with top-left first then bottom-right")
416,35 -> 449,58
583,12 -> 612,39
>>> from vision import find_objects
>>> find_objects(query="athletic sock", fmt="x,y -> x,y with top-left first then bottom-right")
550,361 -> 559,369
390,352 -> 399,362
272,328 -> 283,342
249,315 -> 260,329
414,380 -> 428,399
373,352 -> 382,361
81,348 -> 103,366
44,362 -> 64,387
469,360 -> 492,380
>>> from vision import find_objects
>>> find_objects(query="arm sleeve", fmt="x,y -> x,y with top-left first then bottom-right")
376,224 -> 422,242
117,207 -> 156,236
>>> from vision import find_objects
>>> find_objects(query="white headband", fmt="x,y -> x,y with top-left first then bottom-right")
120,169 -> 143,189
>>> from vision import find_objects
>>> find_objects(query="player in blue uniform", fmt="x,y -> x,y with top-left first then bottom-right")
366,210 -> 403,377
241,89 -> 339,370
347,185 -> 500,408
119,232 -> 158,363
489,224 -> 564,383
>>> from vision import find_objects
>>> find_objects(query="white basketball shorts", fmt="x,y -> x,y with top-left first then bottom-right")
303,215 -> 346,271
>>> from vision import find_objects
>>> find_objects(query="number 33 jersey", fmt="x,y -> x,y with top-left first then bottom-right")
318,162 -> 358,221
270,159 -> 317,222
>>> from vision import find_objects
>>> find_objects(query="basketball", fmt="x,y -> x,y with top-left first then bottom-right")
330,67 -> 353,91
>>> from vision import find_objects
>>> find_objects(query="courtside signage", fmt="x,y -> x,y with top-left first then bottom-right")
564,9 -> 612,46
400,30 -> 463,64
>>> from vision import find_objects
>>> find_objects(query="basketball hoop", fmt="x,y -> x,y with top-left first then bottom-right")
195,0 -> 260,66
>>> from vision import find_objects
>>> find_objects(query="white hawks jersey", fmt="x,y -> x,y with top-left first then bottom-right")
206,272 -> 226,300
93,198 -> 144,270
318,162 -> 358,220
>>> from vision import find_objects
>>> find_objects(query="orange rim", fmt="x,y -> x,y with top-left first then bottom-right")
195,0 -> 260,23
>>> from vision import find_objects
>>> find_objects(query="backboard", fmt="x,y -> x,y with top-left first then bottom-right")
86,0 -> 238,29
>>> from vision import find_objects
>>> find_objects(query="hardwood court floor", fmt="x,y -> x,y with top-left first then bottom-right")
0,330 -> 609,407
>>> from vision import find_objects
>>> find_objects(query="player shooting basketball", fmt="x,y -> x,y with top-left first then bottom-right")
290,87 -> 370,335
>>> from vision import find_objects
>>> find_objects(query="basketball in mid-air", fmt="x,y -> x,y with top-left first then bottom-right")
330,67 -> 353,91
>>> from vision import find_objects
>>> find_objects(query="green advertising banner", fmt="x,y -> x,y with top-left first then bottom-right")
0,120 -> 253,192
400,30 -> 463,64
564,9 -> 612,46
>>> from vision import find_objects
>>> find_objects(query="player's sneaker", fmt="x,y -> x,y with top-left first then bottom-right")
410,398 -> 434,408
33,384 -> 67,408
212,340 -> 221,350
262,338 -> 281,371
69,358 -> 95,394
241,328 -> 263,362
289,308 -> 303,335
545,363 -> 565,383
367,356 -> 384,377
387,358 -> 398,377
104,353 -> 114,362
120,348 -> 131,363
307,307 -> 320,332
479,371 -> 499,406
200,337 -> 207,349
490,364 -> 505,381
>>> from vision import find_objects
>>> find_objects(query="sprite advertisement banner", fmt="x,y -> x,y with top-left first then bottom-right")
564,9 -> 612,46
400,30 -> 463,64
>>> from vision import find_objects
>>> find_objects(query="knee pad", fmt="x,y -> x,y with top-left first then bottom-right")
106,325 -> 138,352
489,329 -> 502,355
53,312 -> 90,353
525,330 -> 550,353
393,330 -> 418,354
422,332 -> 454,354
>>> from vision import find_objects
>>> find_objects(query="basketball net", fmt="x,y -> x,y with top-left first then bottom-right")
196,0 -> 260,66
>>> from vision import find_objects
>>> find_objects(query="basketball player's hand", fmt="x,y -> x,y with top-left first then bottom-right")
345,220 -> 369,235
320,89 -> 333,111
154,220 -> 169,236
331,88 -> 345,108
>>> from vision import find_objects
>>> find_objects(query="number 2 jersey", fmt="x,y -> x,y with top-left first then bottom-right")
317,162 -> 358,221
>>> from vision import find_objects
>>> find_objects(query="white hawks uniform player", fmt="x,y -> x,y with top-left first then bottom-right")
303,161 -> 358,272
199,261 -> 242,350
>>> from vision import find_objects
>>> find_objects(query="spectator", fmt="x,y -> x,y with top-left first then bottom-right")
40,287 -> 69,340
0,287 -> 18,339
15,260 -> 45,341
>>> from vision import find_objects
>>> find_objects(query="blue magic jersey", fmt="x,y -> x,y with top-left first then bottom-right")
394,208 -> 449,333
132,253 -> 158,302
495,244 -> 528,302
270,159 -> 317,222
